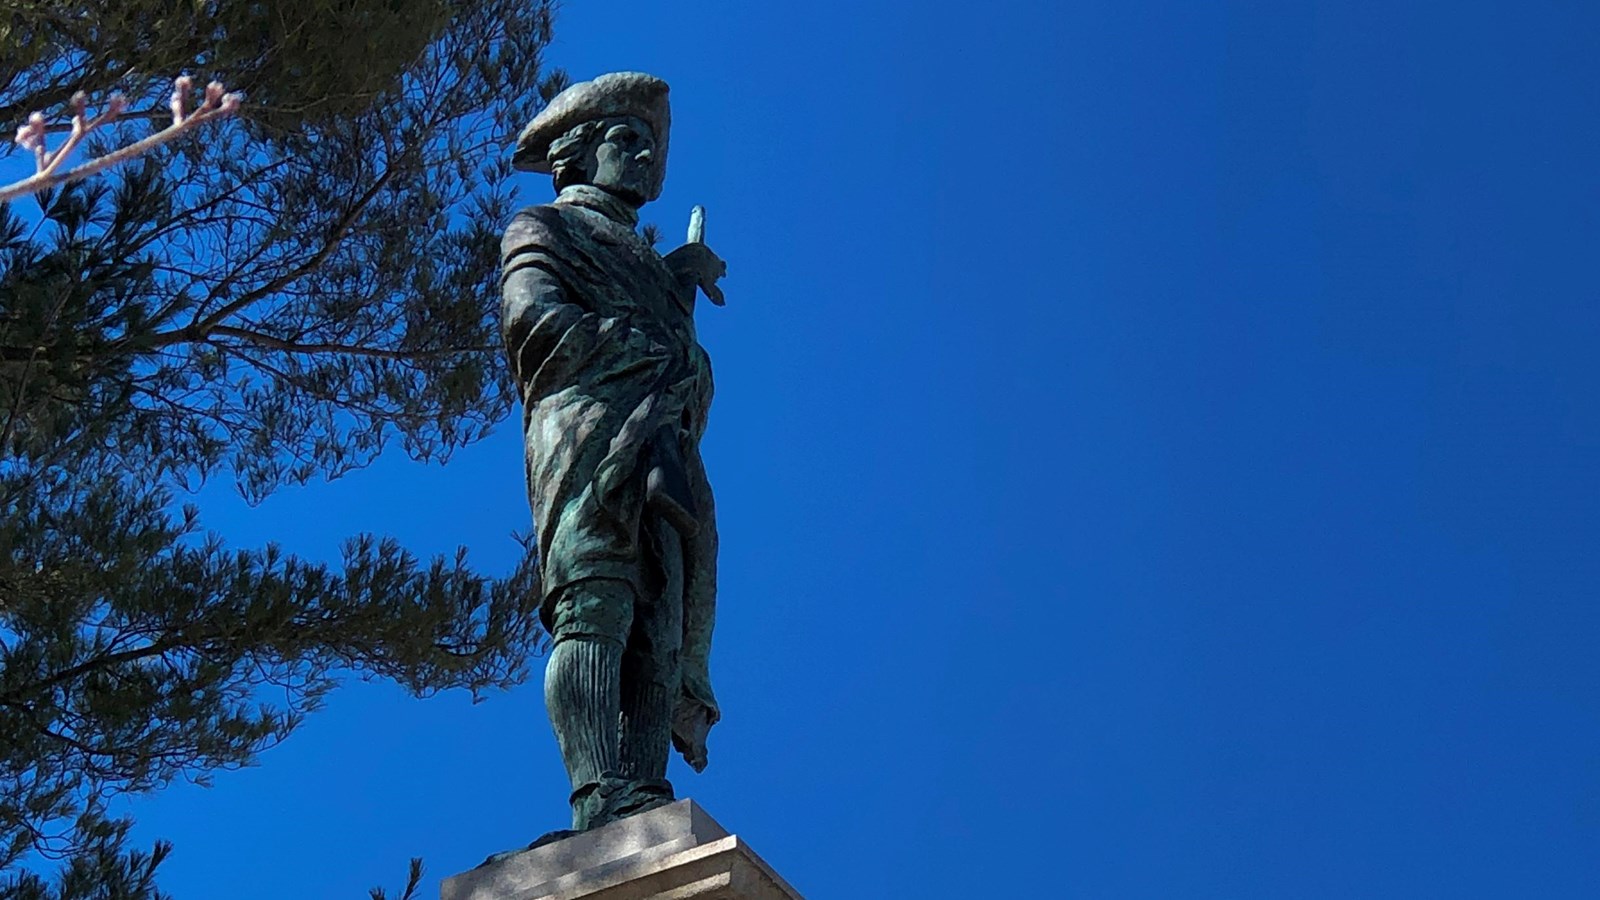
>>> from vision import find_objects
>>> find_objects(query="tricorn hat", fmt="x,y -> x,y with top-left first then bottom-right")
513,71 -> 671,175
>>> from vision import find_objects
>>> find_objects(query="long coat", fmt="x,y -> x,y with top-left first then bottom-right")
499,187 -> 720,746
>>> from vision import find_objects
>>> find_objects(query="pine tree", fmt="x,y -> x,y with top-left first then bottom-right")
0,1 -> 566,893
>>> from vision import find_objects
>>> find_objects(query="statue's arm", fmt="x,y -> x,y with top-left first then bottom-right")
501,262 -> 570,383
500,210 -> 595,392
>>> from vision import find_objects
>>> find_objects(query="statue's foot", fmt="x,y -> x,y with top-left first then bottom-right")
572,776 -> 675,831
477,829 -> 579,867
617,791 -> 675,819
527,828 -> 579,851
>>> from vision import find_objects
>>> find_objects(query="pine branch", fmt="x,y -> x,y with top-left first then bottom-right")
369,858 -> 425,900
205,325 -> 496,361
182,165 -> 398,337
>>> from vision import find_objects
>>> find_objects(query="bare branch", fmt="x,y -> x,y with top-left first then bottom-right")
0,77 -> 242,204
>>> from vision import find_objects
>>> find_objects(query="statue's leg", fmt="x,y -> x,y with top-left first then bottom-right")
619,514 -> 685,798
545,576 -> 634,831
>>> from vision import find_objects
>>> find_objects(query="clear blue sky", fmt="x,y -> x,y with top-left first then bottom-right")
111,1 -> 1600,896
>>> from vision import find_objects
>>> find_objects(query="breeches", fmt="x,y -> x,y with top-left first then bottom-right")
548,514 -> 684,688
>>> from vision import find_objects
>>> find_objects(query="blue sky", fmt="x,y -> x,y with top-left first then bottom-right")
96,0 -> 1600,896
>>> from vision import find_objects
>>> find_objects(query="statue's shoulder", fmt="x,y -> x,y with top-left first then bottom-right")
504,203 -> 573,250
504,202 -> 615,259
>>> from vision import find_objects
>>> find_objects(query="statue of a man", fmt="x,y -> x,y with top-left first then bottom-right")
500,72 -> 726,833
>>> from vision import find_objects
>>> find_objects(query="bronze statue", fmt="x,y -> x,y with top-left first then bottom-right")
500,72 -> 726,833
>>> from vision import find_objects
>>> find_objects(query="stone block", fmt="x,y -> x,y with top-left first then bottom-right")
441,800 -> 802,900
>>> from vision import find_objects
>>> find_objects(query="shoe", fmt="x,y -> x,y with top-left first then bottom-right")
571,776 -> 675,831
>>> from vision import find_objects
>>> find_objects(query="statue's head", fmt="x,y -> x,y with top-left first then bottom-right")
545,115 -> 660,205
514,72 -> 670,205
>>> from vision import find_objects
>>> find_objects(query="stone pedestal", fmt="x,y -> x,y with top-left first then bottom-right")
442,801 -> 803,900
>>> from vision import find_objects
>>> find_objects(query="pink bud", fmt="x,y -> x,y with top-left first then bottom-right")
171,75 -> 196,122
205,81 -> 224,106
70,92 -> 88,116
220,93 -> 243,114
106,94 -> 128,116
18,113 -> 45,152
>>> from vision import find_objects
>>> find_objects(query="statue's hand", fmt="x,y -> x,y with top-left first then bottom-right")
672,702 -> 715,772
663,242 -> 727,306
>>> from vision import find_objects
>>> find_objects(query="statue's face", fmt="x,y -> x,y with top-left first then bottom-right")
589,116 -> 660,205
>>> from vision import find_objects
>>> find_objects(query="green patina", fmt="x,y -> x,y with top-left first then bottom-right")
500,73 -> 728,835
